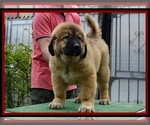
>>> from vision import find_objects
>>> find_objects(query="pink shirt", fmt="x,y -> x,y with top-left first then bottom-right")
31,11 -> 81,91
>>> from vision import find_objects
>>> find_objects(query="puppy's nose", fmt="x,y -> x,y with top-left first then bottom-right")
73,44 -> 80,50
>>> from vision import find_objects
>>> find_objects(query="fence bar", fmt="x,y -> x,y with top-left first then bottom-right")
128,14 -> 131,71
9,20 -> 12,44
115,17 -> 118,76
21,25 -> 24,44
138,13 -> 140,71
127,79 -> 130,103
118,79 -> 120,102
15,25 -> 19,45
137,80 -> 140,103
119,14 -> 121,70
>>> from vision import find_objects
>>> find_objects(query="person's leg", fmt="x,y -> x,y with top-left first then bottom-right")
66,89 -> 77,99
30,88 -> 54,105
31,88 -> 78,105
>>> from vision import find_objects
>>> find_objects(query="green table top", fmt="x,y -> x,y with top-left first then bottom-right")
6,99 -> 145,113
5,99 -> 145,121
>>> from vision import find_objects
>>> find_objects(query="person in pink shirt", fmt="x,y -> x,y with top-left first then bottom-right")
30,5 -> 81,104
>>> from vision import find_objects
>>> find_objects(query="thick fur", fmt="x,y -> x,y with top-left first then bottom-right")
47,14 -> 110,112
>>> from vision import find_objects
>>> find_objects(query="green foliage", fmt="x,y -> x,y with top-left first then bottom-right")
5,43 -> 32,108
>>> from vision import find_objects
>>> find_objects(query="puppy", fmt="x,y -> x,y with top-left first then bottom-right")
47,14 -> 110,112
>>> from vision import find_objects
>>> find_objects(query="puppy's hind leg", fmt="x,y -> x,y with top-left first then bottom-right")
97,52 -> 110,105
74,91 -> 81,103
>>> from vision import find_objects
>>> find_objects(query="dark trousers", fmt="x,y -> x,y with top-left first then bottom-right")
31,88 -> 77,105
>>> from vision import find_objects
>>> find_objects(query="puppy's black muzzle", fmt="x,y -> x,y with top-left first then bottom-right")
64,37 -> 82,56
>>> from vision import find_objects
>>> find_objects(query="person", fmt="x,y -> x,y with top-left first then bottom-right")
30,5 -> 81,105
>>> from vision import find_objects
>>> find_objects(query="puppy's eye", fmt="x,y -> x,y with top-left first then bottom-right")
63,36 -> 70,40
78,36 -> 82,41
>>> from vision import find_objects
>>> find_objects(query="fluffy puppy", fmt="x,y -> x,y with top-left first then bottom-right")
47,14 -> 110,112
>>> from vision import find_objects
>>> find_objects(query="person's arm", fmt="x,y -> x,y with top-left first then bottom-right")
32,13 -> 52,63
37,38 -> 51,63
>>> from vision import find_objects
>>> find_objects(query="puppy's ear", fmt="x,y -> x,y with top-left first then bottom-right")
82,45 -> 87,58
48,35 -> 57,56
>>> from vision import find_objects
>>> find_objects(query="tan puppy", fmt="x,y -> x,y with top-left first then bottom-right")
48,14 -> 110,112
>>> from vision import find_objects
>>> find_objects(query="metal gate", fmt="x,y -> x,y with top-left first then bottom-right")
109,13 -> 146,104
5,18 -> 33,49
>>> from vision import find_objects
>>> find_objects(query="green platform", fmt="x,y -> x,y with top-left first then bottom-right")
5,99 -> 145,120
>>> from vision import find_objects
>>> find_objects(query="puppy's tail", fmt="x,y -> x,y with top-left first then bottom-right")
84,13 -> 101,38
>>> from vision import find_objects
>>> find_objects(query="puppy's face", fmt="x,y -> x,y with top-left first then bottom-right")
48,23 -> 87,59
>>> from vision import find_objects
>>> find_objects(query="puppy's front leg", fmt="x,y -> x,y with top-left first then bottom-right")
48,74 -> 68,109
78,75 -> 97,112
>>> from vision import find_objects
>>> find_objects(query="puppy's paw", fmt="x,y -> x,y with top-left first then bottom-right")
47,102 -> 64,109
78,117 -> 95,120
74,97 -> 81,103
78,105 -> 95,113
99,99 -> 110,105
